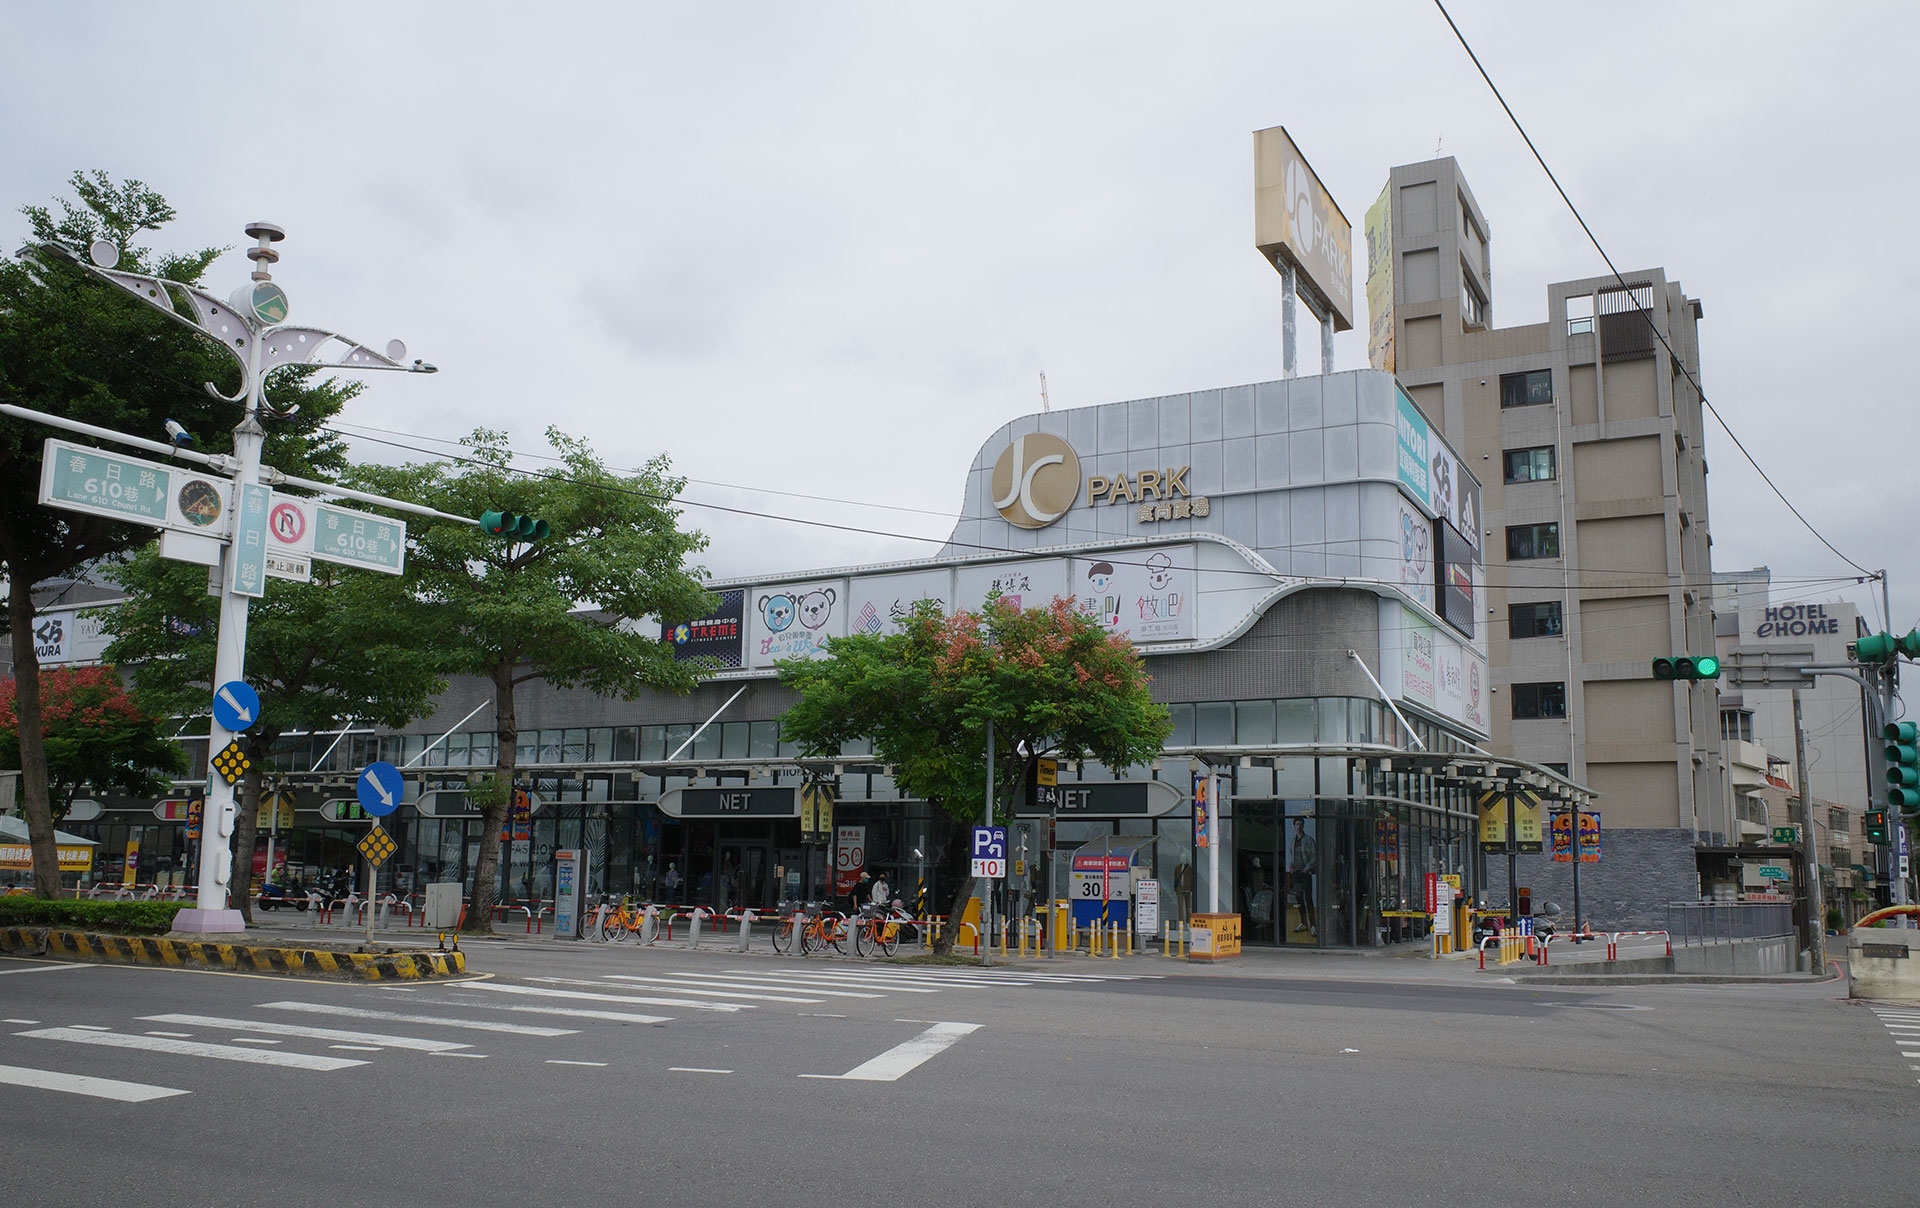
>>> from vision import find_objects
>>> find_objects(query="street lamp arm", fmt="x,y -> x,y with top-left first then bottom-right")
21,241 -> 253,396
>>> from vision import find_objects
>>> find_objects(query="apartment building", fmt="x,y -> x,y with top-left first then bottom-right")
1371,157 -> 1723,920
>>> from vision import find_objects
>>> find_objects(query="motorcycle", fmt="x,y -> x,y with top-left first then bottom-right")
256,879 -> 309,912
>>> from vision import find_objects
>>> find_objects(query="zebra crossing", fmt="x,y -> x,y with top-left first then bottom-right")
1866,1004 -> 1920,1084
0,960 -> 1154,1102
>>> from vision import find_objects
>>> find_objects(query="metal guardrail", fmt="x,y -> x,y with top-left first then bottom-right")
1665,902 -> 1793,947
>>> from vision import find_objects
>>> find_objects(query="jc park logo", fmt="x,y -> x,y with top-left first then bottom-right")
991,433 -> 1081,529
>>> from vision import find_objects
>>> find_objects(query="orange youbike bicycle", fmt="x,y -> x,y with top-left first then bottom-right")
851,904 -> 901,958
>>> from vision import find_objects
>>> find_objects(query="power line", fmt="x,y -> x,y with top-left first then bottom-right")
323,418 -> 1862,593
1430,0 -> 1874,581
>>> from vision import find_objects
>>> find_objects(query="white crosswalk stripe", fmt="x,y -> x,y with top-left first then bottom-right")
1868,1009 -> 1920,1084
454,981 -> 748,1012
609,973 -> 885,999
16,1027 -> 366,1071
527,975 -> 821,1004
0,1062 -> 189,1102
255,1001 -> 577,1036
423,1001 -> 675,1025
138,1014 -> 471,1053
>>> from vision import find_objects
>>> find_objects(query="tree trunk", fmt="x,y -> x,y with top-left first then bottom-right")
8,576 -> 59,898
932,823 -> 975,956
462,667 -> 516,933
231,748 -> 270,925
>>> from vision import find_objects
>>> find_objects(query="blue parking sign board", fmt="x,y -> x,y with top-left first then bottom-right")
356,761 -> 405,818
971,826 -> 1007,878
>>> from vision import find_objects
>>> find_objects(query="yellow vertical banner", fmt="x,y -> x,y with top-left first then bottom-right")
122,838 -> 140,885
1476,791 -> 1507,847
1513,792 -> 1544,853
1364,181 -> 1395,373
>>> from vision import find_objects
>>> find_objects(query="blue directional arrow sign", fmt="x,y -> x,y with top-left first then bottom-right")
210,681 -> 260,733
356,760 -> 405,818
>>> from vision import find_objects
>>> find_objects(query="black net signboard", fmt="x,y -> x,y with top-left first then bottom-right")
662,589 -> 745,668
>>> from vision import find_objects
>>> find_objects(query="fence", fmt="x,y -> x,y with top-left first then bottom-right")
1665,902 -> 1794,948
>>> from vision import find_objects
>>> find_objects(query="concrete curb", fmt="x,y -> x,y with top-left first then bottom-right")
0,927 -> 466,981
1504,971 -> 1837,986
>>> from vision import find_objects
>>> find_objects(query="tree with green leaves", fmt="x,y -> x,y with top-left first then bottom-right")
777,596 -> 1170,953
0,171 -> 353,896
352,428 -> 713,931
0,664 -> 187,826
99,549 -> 447,920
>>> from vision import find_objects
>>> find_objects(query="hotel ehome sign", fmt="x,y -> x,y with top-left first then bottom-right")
992,434 -> 1207,531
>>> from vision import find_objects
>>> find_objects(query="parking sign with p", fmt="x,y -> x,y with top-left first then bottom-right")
971,826 -> 1006,879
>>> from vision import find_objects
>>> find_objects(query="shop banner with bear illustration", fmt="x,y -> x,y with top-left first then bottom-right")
1071,545 -> 1195,644
749,579 -> 846,667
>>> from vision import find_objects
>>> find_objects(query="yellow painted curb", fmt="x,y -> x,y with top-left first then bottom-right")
0,927 -> 465,980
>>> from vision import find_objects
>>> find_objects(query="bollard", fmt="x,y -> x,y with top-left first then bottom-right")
641,903 -> 659,944
736,909 -> 757,953
689,907 -> 706,950
1110,923 -> 1121,960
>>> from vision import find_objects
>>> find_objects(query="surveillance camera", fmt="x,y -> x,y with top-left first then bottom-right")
164,420 -> 194,447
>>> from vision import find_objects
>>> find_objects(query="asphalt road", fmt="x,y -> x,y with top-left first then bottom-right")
2,944 -> 1913,1207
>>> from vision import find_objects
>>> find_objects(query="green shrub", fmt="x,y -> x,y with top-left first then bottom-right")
0,896 -> 187,935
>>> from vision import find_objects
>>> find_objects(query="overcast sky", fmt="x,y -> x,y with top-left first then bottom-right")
5,1 -> 1914,630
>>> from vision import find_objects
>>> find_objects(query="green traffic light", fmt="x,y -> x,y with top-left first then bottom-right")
1857,632 -> 1898,663
1693,655 -> 1720,678
478,510 -> 550,541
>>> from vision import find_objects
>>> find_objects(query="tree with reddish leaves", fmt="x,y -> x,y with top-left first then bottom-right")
776,596 -> 1169,953
0,664 -> 186,825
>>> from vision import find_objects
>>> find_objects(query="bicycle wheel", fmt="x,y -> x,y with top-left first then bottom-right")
826,917 -> 847,955
607,913 -> 631,943
853,921 -> 872,959
878,922 -> 898,957
772,918 -> 794,954
800,922 -> 820,956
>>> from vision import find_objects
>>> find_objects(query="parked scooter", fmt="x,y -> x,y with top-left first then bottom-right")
256,879 -> 308,912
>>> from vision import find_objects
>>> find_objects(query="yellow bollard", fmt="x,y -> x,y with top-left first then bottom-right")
1090,919 -> 1101,957
1109,923 -> 1121,960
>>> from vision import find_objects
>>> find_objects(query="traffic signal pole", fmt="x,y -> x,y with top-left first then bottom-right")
1792,690 -> 1825,973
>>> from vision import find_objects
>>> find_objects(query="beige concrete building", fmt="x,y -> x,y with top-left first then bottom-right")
1374,157 -> 1724,916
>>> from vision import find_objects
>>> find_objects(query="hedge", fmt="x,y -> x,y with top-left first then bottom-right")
0,897 -> 188,935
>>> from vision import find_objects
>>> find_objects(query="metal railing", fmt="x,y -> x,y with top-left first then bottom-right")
1666,902 -> 1794,947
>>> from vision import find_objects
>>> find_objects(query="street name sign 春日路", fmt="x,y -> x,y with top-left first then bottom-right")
38,438 -> 233,538
312,503 -> 406,574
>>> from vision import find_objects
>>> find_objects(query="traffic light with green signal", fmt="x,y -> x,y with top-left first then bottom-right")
479,511 -> 551,541
1651,655 -> 1721,680
1865,809 -> 1891,846
1854,629 -> 1920,664
1887,722 -> 1920,811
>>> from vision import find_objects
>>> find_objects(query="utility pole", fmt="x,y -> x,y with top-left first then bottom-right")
1792,691 -> 1825,973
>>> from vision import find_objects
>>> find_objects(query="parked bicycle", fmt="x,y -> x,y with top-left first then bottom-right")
851,901 -> 904,958
590,896 -> 658,944
771,901 -> 845,956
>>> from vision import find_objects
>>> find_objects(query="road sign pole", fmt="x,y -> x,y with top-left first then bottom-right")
1794,690 -> 1826,971
983,718 -> 993,967
180,327 -> 267,932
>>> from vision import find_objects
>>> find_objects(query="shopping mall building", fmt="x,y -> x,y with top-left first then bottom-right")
34,367 -> 1593,948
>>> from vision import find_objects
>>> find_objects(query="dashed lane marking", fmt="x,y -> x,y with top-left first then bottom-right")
799,1021 -> 982,1082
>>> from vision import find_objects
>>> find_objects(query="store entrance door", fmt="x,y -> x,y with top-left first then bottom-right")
718,840 -> 774,911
